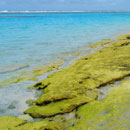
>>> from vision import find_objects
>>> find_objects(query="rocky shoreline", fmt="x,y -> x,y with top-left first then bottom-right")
1,34 -> 130,130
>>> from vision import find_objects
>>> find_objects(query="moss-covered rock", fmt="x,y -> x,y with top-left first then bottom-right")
25,39 -> 130,118
0,116 -> 24,130
68,82 -> 130,130
118,34 -> 130,40
24,91 -> 97,118
0,116 -> 65,130
110,40 -> 130,47
90,40 -> 112,48
33,61 -> 64,76
0,75 -> 38,87
26,99 -> 35,106
15,121 -> 65,130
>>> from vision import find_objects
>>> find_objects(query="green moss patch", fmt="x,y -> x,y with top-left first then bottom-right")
24,91 -> 97,118
0,116 -> 65,130
68,84 -> 130,130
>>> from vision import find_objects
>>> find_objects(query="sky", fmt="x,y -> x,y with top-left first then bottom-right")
0,0 -> 130,11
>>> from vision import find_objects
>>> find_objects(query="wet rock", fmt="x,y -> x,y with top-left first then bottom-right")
52,115 -> 66,122
33,61 -> 64,76
0,116 -> 24,130
8,101 -> 17,109
118,34 -> 130,40
8,104 -> 16,109
90,40 -> 112,48
0,116 -> 65,130
64,111 -> 76,121
0,108 -> 6,113
18,114 -> 34,122
24,92 -> 97,118
0,64 -> 29,74
26,99 -> 35,106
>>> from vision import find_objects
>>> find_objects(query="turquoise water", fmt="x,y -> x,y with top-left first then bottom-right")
1,12 -> 130,116
1,13 -> 130,75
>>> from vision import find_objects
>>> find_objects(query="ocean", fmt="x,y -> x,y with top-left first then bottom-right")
1,12 -> 130,116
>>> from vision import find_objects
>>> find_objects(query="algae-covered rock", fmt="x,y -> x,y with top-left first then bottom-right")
0,116 -> 24,130
25,91 -> 97,118
26,99 -> 35,106
0,75 -> 38,86
68,83 -> 130,130
118,34 -> 130,40
0,116 -> 65,130
8,104 -> 16,109
25,39 -> 130,118
111,40 -> 130,47
15,121 -> 65,130
33,61 -> 64,76
90,40 -> 112,48
0,64 -> 29,74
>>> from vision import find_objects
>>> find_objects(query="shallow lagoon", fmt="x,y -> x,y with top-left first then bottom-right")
1,13 -> 130,81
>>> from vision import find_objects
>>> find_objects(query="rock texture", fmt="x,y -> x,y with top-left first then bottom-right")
25,39 -> 130,118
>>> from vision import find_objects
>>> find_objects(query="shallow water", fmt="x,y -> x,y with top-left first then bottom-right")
1,12 -> 130,117
1,13 -> 130,81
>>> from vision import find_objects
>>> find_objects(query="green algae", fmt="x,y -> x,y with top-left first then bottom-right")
0,116 -> 24,130
15,121 -> 65,130
110,40 -> 130,47
33,61 -> 64,76
0,61 -> 64,87
117,34 -> 130,40
25,38 -> 130,118
0,116 -> 65,130
24,91 -> 97,118
68,84 -> 130,130
90,40 -> 112,48
26,99 -> 35,106
0,74 -> 38,87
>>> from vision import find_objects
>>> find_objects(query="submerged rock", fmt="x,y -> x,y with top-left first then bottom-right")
26,99 -> 35,106
18,114 -> 34,122
0,64 -> 29,74
90,40 -> 112,48
8,101 -> 17,109
33,61 -> 64,76
8,104 -> 16,109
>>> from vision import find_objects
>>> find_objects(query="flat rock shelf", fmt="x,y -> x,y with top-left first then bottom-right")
1,34 -> 130,130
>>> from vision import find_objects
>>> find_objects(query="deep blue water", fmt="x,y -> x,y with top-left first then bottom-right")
1,12 -> 130,117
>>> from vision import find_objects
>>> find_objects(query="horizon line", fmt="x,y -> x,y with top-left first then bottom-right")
0,10 -> 130,13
